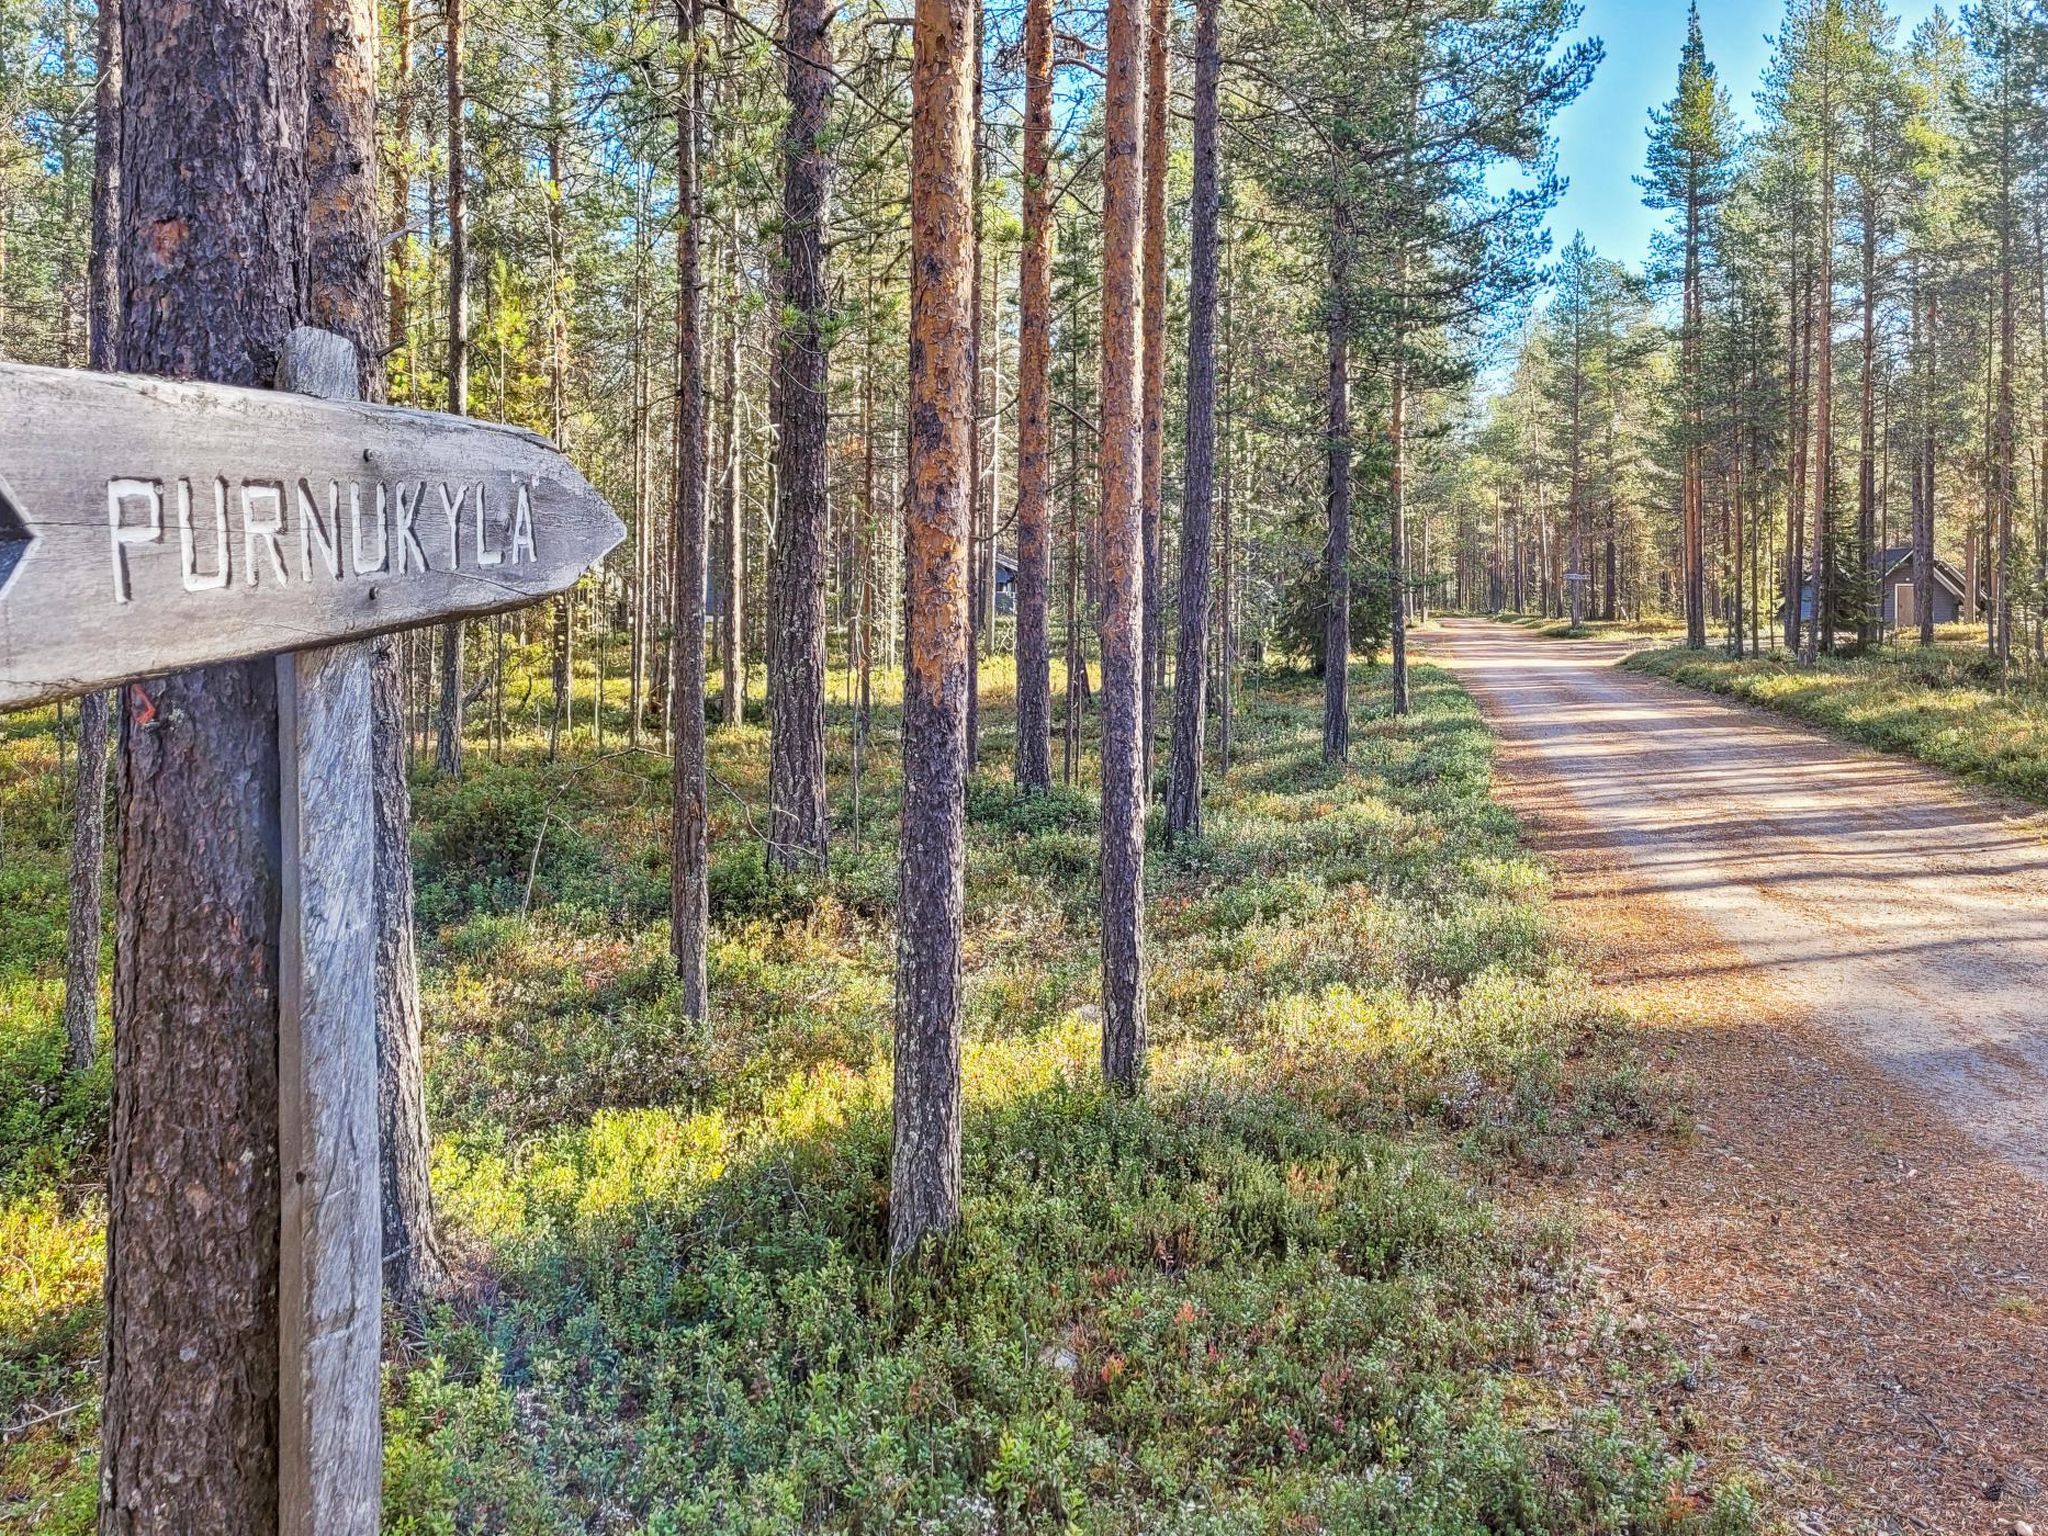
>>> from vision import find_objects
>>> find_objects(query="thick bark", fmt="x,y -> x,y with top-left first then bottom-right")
436,0 -> 467,774
1012,0 -> 1054,795
769,0 -> 833,872
307,0 -> 382,399
1165,0 -> 1220,841
1139,0 -> 1168,790
386,0 -> 410,392
1322,212 -> 1351,760
892,0 -> 975,1260
1098,0 -> 1148,1091
103,4 -> 308,1524
672,0 -> 710,1017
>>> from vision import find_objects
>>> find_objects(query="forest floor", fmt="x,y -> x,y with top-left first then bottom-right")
0,652 -> 1767,1534
1427,617 -> 2048,1534
1625,635 -> 2048,807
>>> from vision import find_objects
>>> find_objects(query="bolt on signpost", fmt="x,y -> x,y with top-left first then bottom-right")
0,328 -> 622,1532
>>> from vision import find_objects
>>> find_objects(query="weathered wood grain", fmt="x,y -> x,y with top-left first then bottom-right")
275,329 -> 381,1536
0,356 -> 624,710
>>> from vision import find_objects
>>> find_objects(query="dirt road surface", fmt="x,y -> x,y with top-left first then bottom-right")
1423,618 -> 2048,1532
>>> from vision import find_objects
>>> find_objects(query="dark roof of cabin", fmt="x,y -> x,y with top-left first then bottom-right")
1873,545 -> 1973,598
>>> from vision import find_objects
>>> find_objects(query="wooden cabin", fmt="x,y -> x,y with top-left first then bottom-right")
1784,545 -> 1977,631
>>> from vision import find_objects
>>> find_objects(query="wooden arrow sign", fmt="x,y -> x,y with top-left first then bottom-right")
0,359 -> 625,710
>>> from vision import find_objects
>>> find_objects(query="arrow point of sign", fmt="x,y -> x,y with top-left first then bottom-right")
0,477 -> 33,601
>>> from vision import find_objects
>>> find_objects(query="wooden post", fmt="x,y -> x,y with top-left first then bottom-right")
274,326 -> 381,1536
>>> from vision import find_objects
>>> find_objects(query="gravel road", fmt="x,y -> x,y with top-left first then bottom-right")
1425,618 -> 2048,1183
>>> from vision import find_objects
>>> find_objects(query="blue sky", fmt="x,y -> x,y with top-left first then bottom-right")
1546,0 -> 1944,268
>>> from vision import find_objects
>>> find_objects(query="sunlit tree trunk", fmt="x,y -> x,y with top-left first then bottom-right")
436,0 -> 468,775
103,0 -> 309,1520
1013,0 -> 1054,795
1323,195 -> 1352,757
1098,0 -> 1149,1091
770,0 -> 833,872
1166,0 -> 1220,840
1139,0 -> 1168,789
892,0 -> 975,1258
672,0 -> 710,1016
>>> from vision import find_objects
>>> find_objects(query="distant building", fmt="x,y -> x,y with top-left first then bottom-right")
993,550 -> 1017,616
1784,545 -> 1977,630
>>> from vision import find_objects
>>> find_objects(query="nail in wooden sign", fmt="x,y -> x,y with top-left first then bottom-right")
0,359 -> 624,710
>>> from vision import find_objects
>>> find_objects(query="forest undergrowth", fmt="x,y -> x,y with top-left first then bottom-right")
1,649 -> 1760,1534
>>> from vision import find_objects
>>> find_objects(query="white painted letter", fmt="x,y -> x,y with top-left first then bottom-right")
438,482 -> 466,569
394,482 -> 428,573
178,478 -> 231,592
351,481 -> 387,575
474,482 -> 503,567
242,482 -> 289,587
107,478 -> 163,603
510,484 -> 537,565
298,479 -> 342,580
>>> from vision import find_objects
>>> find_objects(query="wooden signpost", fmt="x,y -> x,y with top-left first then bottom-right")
3,328 -> 623,1534
0,340 -> 622,709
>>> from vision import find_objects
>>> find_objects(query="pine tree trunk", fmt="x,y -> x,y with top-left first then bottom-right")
720,209 -> 744,725
1218,254 -> 1235,774
436,0 -> 468,774
1012,0 -> 1054,796
1098,0 -> 1149,1092
1683,173 -> 1706,649
103,0 -> 307,1521
1322,205 -> 1352,759
386,0 -> 410,395
892,0 -> 975,1259
1995,152 -> 2015,664
1166,0 -> 1220,841
1139,0 -> 1168,793
628,214 -> 649,746
1386,80 -> 1418,714
964,0 -> 984,769
770,0 -> 833,872
1806,60 -> 1834,663
1388,318 -> 1410,715
1858,178 -> 1878,649
1786,254 -> 1809,654
671,0 -> 710,1017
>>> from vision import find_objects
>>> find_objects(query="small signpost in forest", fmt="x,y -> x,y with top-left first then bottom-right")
0,341 -> 621,708
2,328 -> 623,1534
